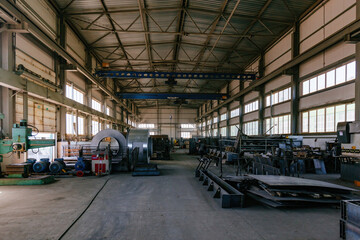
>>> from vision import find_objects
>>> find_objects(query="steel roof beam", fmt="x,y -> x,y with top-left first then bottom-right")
172,0 -> 188,73
137,0 -> 153,71
191,0 -> 229,72
99,0 -> 133,71
78,28 -> 271,37
217,0 -> 273,69
0,0 -> 133,114
116,92 -> 228,100
137,0 -> 157,90
65,7 -> 292,25
96,70 -> 256,80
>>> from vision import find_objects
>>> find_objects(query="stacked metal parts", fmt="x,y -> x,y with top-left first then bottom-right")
225,175 -> 357,208
150,135 -> 170,160
340,200 -> 360,239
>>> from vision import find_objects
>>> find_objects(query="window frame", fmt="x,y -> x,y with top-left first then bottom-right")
301,60 -> 355,96
301,102 -> 355,134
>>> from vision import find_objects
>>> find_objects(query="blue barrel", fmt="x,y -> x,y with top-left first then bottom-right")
40,158 -> 50,163
26,158 -> 36,164
33,161 -> 48,173
75,160 -> 85,171
49,159 -> 66,173
26,158 -> 37,172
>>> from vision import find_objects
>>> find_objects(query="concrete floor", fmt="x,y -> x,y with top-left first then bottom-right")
0,151 -> 352,240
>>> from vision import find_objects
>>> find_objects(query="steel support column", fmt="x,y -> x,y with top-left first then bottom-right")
226,83 -> 230,137
258,86 -> 265,135
22,92 -> 28,121
291,22 -> 300,134
121,107 -> 124,132
239,81 -> 244,132
86,81 -> 92,138
57,16 -> 67,140
356,0 -> 360,121
258,54 -> 265,135
0,31 -> 15,137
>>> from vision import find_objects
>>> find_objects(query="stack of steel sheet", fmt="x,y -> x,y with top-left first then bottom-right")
340,200 -> 360,239
224,175 -> 357,208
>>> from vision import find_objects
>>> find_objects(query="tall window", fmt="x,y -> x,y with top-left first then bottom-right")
243,121 -> 258,136
207,119 -> 212,125
78,117 -> 84,135
66,84 -> 84,104
92,99 -> 101,112
181,132 -> 191,138
230,108 -> 240,118
92,120 -> 99,135
220,127 -> 227,137
220,113 -> 227,121
138,123 -> 155,129
66,114 -> 84,135
213,128 -> 218,136
66,113 -> 76,135
181,124 -> 196,128
245,100 -> 259,113
266,87 -> 291,106
230,125 -> 239,136
213,116 -> 218,123
106,123 -> 110,129
265,114 -> 291,135
302,61 -> 355,95
301,103 -> 355,133
106,106 -> 110,115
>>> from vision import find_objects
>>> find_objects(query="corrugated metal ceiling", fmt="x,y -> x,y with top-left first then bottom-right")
52,0 -> 320,107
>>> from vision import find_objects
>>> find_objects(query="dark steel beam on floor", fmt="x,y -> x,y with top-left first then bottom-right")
116,92 -> 228,100
96,70 -> 256,81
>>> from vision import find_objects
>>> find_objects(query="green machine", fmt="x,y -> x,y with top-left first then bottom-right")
0,119 -> 55,155
0,117 -> 56,183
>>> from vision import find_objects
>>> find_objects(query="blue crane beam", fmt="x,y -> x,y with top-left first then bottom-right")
115,92 -> 228,100
96,70 -> 256,80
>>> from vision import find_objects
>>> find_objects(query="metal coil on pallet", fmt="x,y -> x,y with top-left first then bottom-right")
90,129 -> 127,163
127,129 -> 152,167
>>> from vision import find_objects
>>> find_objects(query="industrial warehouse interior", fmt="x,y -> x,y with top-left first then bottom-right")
1,0 -> 360,239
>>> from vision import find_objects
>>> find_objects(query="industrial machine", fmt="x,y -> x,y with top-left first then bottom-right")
91,147 -> 111,176
90,129 -> 127,164
0,119 -> 55,179
0,119 -> 55,155
150,135 -> 170,160
75,128 -> 159,176
127,129 -> 159,176
337,121 -> 360,182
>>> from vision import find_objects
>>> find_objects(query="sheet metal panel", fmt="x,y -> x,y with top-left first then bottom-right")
265,75 -> 291,93
299,82 -> 355,110
66,26 -> 86,66
17,0 -> 57,39
248,174 -> 355,191
16,35 -> 54,70
265,33 -> 292,66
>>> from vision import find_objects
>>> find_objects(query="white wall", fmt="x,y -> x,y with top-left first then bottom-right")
138,107 -> 197,139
